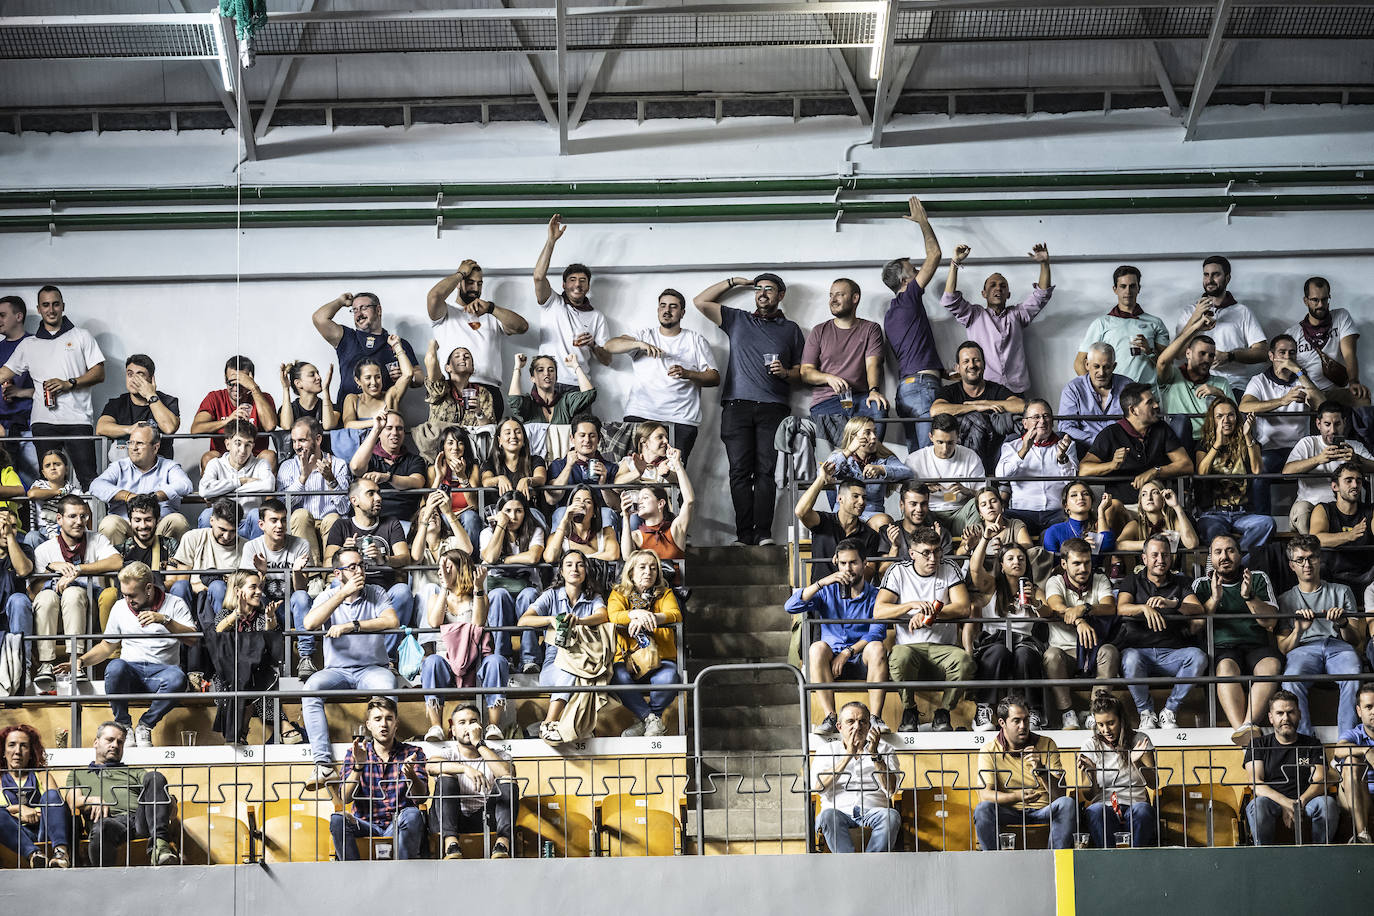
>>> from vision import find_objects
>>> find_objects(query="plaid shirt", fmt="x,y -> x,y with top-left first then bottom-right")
343,741 -> 428,828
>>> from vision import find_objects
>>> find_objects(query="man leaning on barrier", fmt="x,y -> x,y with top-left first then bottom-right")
811,701 -> 902,854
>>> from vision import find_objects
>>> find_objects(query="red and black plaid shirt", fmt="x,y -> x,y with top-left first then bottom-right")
343,741 -> 428,828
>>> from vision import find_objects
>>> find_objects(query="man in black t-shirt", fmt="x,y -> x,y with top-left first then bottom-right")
1080,382 -> 1193,530
1310,462 -> 1374,593
1243,689 -> 1339,845
930,341 -> 1025,470
324,477 -> 415,660
1114,536 -> 1206,731
795,465 -> 880,584
346,411 -> 429,522
95,354 -> 180,461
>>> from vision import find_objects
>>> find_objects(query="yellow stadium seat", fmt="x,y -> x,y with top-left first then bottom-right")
178,798 -> 256,865
260,796 -> 340,863
516,794 -> 597,857
1158,783 -> 1242,848
596,793 -> 684,856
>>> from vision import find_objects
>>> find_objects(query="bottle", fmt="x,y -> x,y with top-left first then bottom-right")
541,839 -> 555,858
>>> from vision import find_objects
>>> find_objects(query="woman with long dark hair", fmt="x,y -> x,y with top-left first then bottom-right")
963,541 -> 1052,731
479,491 -> 546,673
1194,396 -> 1273,560
1076,693 -> 1158,848
278,361 -> 339,432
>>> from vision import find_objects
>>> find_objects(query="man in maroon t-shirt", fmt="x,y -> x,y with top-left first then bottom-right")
189,355 -> 278,472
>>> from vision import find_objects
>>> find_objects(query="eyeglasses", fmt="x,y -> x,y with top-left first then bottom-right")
338,561 -> 363,572
1289,556 -> 1317,567
910,548 -> 940,560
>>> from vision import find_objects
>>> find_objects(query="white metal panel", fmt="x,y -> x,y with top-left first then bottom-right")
0,59 -> 172,107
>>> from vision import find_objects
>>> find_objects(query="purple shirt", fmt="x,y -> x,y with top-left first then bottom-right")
940,285 -> 1052,393
801,318 -> 884,407
884,281 -> 943,378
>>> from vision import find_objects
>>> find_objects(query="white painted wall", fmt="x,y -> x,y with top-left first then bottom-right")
2,106 -> 1372,543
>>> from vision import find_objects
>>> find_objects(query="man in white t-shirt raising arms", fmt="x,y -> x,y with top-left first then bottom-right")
426,258 -> 529,397
875,527 -> 972,733
0,285 -> 106,487
606,288 -> 720,465
532,214 -> 611,370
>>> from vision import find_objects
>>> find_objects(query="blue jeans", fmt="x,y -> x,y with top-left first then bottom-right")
282,590 -> 312,658
1283,638 -> 1362,733
421,651 -> 508,710
330,807 -> 426,860
810,394 -> 885,449
895,374 -> 941,452
455,509 -> 482,548
610,660 -> 680,719
816,805 -> 902,853
975,796 -> 1076,850
1083,800 -> 1156,848
302,665 -> 398,765
1004,507 -> 1064,538
104,659 -> 186,729
1196,509 -> 1275,561
487,585 -> 539,667
2,592 -> 34,663
0,788 -> 69,856
1121,646 -> 1207,715
1253,447 -> 1289,515
294,582 -> 412,658
197,506 -> 261,540
1247,794 -> 1339,845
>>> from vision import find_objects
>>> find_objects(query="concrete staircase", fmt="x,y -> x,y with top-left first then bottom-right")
682,545 -> 810,852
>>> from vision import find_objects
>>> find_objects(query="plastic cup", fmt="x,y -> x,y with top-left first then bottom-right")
763,352 -> 779,368
180,730 -> 197,746
1073,832 -> 1090,850
1114,831 -> 1131,848
998,832 -> 1016,851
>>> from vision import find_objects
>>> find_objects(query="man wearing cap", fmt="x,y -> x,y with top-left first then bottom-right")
694,273 -> 804,546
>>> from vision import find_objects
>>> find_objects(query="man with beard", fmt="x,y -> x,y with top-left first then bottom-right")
1284,276 -> 1368,406
429,704 -> 517,859
277,416 -> 352,561
1240,334 -> 1325,513
1074,266 -> 1170,385
1080,383 -> 1193,530
532,213 -> 611,369
1171,255 -> 1267,394
1282,402 -> 1374,533
188,356 -> 278,472
348,411 -> 428,522
1155,320 -> 1230,441
930,341 -> 1025,471
1243,689 -> 1339,845
1193,533 -> 1281,746
940,241 -> 1052,396
799,278 -> 887,447
608,289 -> 720,465
426,259 -> 528,397
974,694 -> 1074,850
1310,462 -> 1374,595
313,291 -> 422,399
693,271 -> 804,546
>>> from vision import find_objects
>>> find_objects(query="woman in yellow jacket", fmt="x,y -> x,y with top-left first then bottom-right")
607,549 -> 682,738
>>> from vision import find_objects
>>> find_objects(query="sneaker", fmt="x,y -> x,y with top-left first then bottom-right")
484,724 -> 504,741
622,719 -> 647,738
424,725 -> 447,742
28,851 -> 48,869
1158,709 -> 1178,730
869,716 -> 890,735
973,704 -> 995,732
33,663 -> 55,693
1029,708 -> 1046,730
304,764 -> 338,791
49,847 -> 70,869
811,713 -> 838,737
443,841 -> 462,860
1138,711 -> 1159,730
898,707 -> 921,733
490,839 -> 511,859
186,671 -> 206,692
931,708 -> 953,732
135,724 -> 154,748
521,662 -> 541,676
151,840 -> 180,866
1061,711 -> 1082,731
1351,831 -> 1373,845
758,537 -> 777,547
644,714 -> 666,737
296,656 -> 318,679
1083,714 -> 1096,731
1230,722 -> 1263,747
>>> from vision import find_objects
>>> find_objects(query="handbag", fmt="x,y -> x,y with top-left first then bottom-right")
626,637 -> 661,680
396,628 -> 425,682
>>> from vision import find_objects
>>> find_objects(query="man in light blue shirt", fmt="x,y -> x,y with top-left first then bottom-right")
90,422 -> 192,544
1073,266 -> 1170,385
786,538 -> 889,737
1058,341 -> 1131,458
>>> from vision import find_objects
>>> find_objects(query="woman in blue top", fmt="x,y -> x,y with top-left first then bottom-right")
519,550 -> 608,742
1042,481 -> 1117,562
823,416 -> 912,531
0,723 -> 69,868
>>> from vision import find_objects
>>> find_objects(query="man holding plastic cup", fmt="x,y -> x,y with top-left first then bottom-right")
974,694 -> 1075,850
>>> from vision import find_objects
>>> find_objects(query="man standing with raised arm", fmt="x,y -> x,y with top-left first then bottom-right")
940,241 -> 1052,396
693,272 -> 804,546
881,196 -> 944,451
312,292 -> 422,399
532,214 -> 611,369
426,259 -> 529,394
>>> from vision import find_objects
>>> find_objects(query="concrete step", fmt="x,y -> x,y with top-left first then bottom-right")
687,563 -> 792,587
687,545 -> 788,567
687,805 -> 810,843
695,754 -> 807,783
689,680 -> 803,708
686,630 -> 790,660
698,724 -> 808,753
697,704 -> 803,729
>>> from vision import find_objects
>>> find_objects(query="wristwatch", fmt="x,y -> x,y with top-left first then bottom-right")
147,395 -> 160,404
67,377 -> 78,390
351,620 -> 361,634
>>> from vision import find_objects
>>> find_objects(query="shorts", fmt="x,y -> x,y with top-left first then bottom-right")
1214,644 -> 1281,673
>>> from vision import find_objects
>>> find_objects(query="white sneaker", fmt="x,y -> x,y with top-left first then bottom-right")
1158,709 -> 1178,730
1061,711 -> 1081,731
304,764 -> 338,790
643,714 -> 666,737
621,719 -> 647,738
135,724 -> 154,748
1138,711 -> 1159,730
973,704 -> 995,731
484,724 -> 504,742
870,715 -> 890,735
758,537 -> 777,547
124,725 -> 139,747
424,725 -> 447,742
1083,714 -> 1096,731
